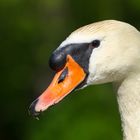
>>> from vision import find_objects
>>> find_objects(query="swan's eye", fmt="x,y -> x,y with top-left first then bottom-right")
91,40 -> 100,48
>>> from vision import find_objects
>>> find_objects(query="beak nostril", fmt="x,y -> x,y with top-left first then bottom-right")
58,67 -> 68,83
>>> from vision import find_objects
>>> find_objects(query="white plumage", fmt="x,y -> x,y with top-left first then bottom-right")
59,20 -> 140,140
29,20 -> 140,140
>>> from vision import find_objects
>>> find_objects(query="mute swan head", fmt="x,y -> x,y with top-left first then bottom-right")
29,20 -> 140,117
62,20 -> 140,86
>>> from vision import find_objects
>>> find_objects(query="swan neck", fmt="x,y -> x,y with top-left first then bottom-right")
116,73 -> 140,140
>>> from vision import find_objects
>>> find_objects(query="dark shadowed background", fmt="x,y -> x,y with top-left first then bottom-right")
1,0 -> 140,140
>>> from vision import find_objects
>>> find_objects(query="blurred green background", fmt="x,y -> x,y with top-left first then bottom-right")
1,0 -> 140,140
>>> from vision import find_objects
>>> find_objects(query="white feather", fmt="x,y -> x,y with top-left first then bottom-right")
58,20 -> 140,140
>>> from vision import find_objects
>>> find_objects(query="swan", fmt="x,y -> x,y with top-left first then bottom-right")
29,20 -> 140,140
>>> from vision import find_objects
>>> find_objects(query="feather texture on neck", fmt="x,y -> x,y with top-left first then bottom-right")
116,72 -> 140,140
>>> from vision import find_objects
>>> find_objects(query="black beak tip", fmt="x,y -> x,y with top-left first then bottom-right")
28,99 -> 41,118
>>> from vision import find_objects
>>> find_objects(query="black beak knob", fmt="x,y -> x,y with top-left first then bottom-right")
49,50 -> 66,71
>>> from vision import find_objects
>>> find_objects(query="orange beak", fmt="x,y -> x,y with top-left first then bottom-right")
29,55 -> 86,116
